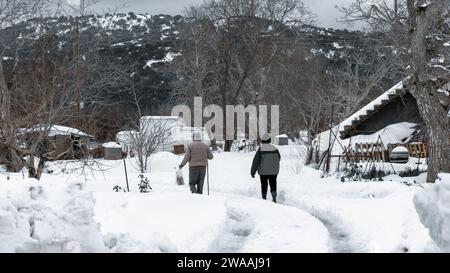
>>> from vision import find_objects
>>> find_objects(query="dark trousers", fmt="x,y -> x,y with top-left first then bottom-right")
259,175 -> 277,202
189,167 -> 206,194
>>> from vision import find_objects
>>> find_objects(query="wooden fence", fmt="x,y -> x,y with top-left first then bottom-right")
352,142 -> 387,162
343,142 -> 428,163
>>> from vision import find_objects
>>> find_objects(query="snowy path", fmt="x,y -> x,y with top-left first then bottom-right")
281,197 -> 364,253
1,146 -> 436,252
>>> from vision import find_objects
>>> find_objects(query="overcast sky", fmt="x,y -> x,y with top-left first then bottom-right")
81,0 -> 356,29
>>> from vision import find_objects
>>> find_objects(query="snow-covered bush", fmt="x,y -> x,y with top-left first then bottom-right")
399,166 -> 426,178
414,173 -> 450,252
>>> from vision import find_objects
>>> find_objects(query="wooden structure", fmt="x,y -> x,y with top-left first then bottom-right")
19,125 -> 93,161
103,142 -> 123,160
173,144 -> 185,155
275,135 -> 289,146
339,82 -> 423,139
342,141 -> 428,163
352,142 -> 388,162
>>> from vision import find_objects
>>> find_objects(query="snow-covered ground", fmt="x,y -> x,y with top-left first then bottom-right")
0,145 -> 440,252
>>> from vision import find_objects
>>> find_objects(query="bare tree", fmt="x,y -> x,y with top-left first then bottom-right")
175,0 -> 315,151
126,85 -> 172,174
406,0 -> 450,182
0,0 -> 121,179
329,40 -> 402,119
0,0 -> 50,172
65,0 -> 100,16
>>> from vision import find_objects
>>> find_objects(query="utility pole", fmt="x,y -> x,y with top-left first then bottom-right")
74,16 -> 81,129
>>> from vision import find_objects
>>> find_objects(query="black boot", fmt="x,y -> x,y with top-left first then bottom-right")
271,191 -> 277,203
262,191 -> 267,200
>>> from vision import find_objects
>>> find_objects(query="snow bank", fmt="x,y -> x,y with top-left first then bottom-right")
281,167 -> 434,252
414,173 -> 450,252
0,180 -> 105,252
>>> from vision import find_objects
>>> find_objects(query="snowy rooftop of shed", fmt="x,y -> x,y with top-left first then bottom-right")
102,142 -> 122,148
20,125 -> 93,138
140,116 -> 184,120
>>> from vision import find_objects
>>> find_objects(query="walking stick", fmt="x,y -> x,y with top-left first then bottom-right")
207,162 -> 210,195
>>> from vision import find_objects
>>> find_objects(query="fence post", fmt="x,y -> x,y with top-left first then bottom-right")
123,158 -> 130,192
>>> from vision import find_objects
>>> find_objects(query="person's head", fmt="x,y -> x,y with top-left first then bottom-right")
193,132 -> 202,141
261,133 -> 271,144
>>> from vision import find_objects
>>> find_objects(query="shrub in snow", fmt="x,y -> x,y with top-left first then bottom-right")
361,166 -> 385,181
113,185 -> 126,192
342,164 -> 387,181
138,174 -> 152,193
414,173 -> 450,252
399,166 -> 426,178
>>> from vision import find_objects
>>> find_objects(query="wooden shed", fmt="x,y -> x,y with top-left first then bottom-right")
275,134 -> 289,145
103,142 -> 124,160
339,81 -> 423,140
19,125 -> 93,161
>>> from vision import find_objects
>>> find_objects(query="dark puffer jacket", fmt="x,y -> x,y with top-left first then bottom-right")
251,143 -> 281,176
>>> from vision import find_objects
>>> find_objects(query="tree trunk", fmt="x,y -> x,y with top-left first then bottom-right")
224,140 -> 233,152
28,155 -> 37,178
413,81 -> 450,182
0,60 -> 24,172
35,158 -> 46,180
408,0 -> 450,182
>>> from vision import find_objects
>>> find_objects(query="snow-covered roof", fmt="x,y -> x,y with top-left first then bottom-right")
141,116 -> 179,119
19,125 -> 93,138
140,116 -> 185,122
339,80 -> 407,138
314,122 -> 418,157
102,142 -> 122,148
392,146 -> 409,153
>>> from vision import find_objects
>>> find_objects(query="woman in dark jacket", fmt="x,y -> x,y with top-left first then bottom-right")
250,133 -> 281,203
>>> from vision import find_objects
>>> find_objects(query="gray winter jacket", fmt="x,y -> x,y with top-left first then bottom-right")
251,143 -> 281,176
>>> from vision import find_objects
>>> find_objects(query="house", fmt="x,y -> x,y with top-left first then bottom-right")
313,78 -> 449,166
339,80 -> 423,140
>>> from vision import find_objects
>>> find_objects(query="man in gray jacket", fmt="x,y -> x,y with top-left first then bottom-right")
179,132 -> 214,194
250,133 -> 281,203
